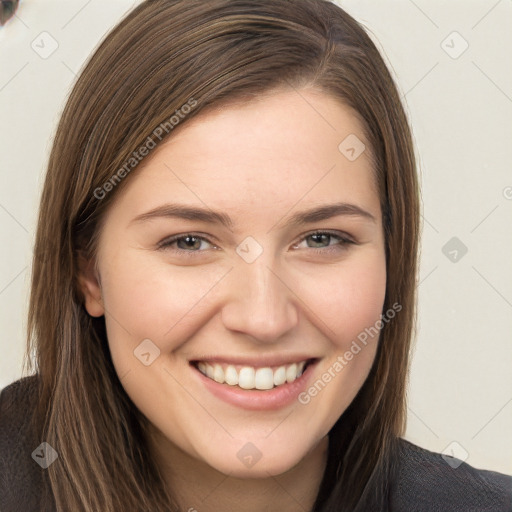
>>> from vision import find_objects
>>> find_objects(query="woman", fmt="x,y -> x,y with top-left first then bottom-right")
0,0 -> 510,511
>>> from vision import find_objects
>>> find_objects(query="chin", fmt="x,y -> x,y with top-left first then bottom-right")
200,439 -> 314,479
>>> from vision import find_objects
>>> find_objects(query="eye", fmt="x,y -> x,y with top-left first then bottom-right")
157,230 -> 356,258
292,231 -> 355,254
157,233 -> 217,256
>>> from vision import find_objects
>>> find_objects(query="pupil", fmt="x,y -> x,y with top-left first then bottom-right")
310,234 -> 328,247
179,236 -> 200,250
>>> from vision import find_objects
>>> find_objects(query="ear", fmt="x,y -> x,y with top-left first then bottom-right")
77,251 -> 105,317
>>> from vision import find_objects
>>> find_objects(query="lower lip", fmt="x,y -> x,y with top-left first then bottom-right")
192,361 -> 317,411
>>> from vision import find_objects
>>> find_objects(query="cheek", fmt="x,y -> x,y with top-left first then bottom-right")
336,264 -> 387,347
100,253 -> 227,358
293,256 -> 386,430
294,249 -> 387,349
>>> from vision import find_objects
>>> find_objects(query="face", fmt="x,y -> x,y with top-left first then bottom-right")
80,88 -> 386,478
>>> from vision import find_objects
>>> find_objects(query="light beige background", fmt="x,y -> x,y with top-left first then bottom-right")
1,0 -> 511,474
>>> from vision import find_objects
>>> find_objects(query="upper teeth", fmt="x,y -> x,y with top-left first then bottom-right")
197,361 -> 307,390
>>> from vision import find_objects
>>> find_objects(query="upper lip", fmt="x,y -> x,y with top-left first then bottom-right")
190,355 -> 318,368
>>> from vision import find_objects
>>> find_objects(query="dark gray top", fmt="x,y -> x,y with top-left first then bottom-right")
1,376 -> 511,511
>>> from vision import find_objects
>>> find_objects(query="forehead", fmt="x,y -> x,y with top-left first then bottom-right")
105,88 -> 380,226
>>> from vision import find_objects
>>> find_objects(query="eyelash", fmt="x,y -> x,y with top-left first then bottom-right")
157,230 -> 356,258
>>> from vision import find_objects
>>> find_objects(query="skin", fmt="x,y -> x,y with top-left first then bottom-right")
79,88 -> 387,512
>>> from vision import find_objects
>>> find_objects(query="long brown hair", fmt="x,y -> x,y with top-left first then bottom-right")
25,1 -> 419,510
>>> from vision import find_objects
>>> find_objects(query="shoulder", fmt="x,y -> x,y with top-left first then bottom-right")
0,375 -> 55,511
0,374 -> 40,412
0,375 -> 40,446
391,438 -> 512,512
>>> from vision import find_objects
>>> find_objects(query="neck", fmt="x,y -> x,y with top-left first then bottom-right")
147,429 -> 329,512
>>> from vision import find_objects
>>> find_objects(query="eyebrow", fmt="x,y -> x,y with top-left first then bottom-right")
129,201 -> 377,229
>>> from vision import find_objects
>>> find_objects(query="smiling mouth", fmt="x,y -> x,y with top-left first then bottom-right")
191,359 -> 316,391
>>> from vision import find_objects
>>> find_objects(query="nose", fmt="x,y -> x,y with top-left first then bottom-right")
220,255 -> 299,344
